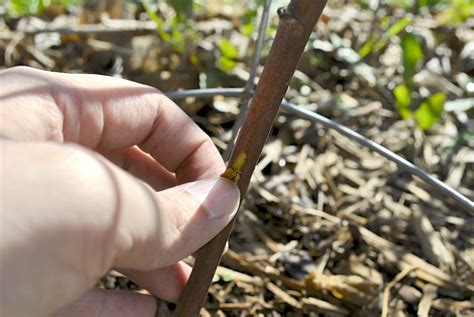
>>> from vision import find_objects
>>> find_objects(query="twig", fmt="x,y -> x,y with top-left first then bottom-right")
20,20 -> 157,35
381,266 -> 417,317
266,281 -> 301,308
173,1 -> 328,315
224,0 -> 272,160
411,205 -> 455,271
166,88 -> 473,212
5,32 -> 24,66
301,297 -> 349,315
353,225 -> 474,296
418,284 -> 438,317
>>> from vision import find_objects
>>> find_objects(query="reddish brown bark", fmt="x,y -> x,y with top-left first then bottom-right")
174,1 -> 327,315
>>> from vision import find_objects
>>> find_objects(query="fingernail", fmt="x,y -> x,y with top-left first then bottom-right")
185,178 -> 240,219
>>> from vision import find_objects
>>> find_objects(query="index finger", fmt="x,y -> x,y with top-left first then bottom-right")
0,67 -> 224,182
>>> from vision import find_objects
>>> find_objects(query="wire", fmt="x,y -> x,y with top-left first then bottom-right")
165,88 -> 473,212
165,88 -> 243,100
224,0 -> 272,160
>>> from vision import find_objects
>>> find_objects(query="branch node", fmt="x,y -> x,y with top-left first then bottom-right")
277,7 -> 304,31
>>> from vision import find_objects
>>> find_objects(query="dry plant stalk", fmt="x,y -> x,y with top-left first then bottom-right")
174,1 -> 328,315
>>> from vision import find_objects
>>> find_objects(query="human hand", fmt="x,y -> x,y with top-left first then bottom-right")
0,66 -> 240,316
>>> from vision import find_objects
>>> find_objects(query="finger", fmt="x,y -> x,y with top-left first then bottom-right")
99,146 -> 176,191
0,66 -> 225,182
1,141 -> 239,315
53,288 -> 157,317
120,261 -> 191,303
114,177 -> 240,270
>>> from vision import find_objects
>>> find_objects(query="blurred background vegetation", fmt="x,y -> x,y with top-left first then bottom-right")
2,0 -> 473,133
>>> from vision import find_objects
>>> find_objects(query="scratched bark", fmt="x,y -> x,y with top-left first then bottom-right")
174,1 -> 328,315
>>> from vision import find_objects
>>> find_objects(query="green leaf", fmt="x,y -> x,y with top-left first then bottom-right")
218,39 -> 239,59
222,273 -> 235,282
8,0 -> 83,17
386,17 -> 412,37
242,23 -> 254,38
9,0 -> 31,16
357,0 -> 371,9
417,0 -> 428,7
143,1 -> 165,30
8,0 -> 46,16
212,274 -> 220,283
394,84 -> 413,119
360,17 -> 411,58
217,39 -> 239,72
166,0 -> 193,20
415,92 -> 446,130
401,33 -> 424,85
218,56 -> 237,72
373,17 -> 412,53
437,0 -> 474,26
384,0 -> 415,9
358,37 -> 374,58
170,24 -> 185,52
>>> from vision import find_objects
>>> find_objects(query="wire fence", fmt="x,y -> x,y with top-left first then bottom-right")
166,88 -> 473,212
165,1 -> 472,213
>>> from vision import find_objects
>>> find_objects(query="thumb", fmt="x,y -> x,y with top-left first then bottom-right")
115,177 -> 240,270
1,141 -> 240,316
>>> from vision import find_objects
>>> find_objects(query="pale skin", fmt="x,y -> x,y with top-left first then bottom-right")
0,66 -> 240,316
